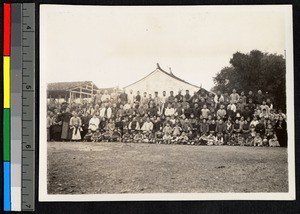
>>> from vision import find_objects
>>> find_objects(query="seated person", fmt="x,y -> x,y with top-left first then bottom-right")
148,132 -> 156,144
262,135 -> 269,146
83,129 -> 93,142
179,132 -> 189,144
172,123 -> 182,137
228,133 -> 238,146
163,132 -> 172,144
122,130 -> 131,143
237,134 -> 245,146
245,135 -> 254,146
163,123 -> 173,136
133,130 -> 143,143
128,117 -> 141,133
253,133 -> 263,146
233,119 -> 241,134
110,129 -> 122,142
268,132 -> 280,147
215,132 -> 224,146
91,129 -> 102,142
199,133 -> 209,145
155,127 -> 164,144
187,130 -> 196,145
140,117 -> 154,135
206,133 -> 216,146
102,129 -> 111,142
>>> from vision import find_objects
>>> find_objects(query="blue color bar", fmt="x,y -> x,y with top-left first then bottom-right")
4,161 -> 11,211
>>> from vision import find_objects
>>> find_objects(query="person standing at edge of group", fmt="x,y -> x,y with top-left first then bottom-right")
60,107 -> 73,141
275,115 -> 287,147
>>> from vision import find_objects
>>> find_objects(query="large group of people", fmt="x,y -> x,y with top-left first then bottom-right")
47,88 -> 288,147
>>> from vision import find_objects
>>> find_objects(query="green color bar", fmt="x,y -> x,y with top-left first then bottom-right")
3,108 -> 11,161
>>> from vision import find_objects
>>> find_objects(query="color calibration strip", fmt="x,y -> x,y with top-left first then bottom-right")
11,3 -> 22,211
3,3 -> 35,211
3,3 -> 12,211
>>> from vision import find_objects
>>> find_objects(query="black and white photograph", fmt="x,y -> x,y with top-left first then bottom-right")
39,5 -> 294,201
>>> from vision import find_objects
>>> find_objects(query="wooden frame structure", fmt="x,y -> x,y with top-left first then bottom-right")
47,81 -> 99,103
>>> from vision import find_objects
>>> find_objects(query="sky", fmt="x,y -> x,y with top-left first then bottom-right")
40,5 -> 290,90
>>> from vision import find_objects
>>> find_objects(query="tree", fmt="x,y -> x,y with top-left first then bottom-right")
212,50 -> 286,110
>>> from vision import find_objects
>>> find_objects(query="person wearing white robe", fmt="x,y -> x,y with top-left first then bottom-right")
88,115 -> 100,132
141,118 -> 154,133
164,105 -> 175,117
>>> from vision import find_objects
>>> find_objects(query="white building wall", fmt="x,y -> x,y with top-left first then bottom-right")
124,69 -> 200,97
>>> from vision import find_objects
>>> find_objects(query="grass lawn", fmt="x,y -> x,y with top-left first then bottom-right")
47,142 -> 288,194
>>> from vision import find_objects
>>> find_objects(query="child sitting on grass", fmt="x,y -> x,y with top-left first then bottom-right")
133,130 -> 143,143
268,132 -> 280,147
83,129 -> 93,142
206,133 -> 216,146
253,133 -> 263,146
110,129 -> 122,142
163,123 -> 173,135
228,133 -> 238,146
187,130 -> 196,145
250,124 -> 256,138
199,132 -> 209,145
148,132 -> 155,144
215,132 -> 224,145
91,129 -> 102,142
122,130 -> 131,143
172,123 -> 182,138
102,129 -> 111,142
142,132 -> 151,143
262,135 -> 269,146
237,134 -> 245,146
155,127 -> 164,144
179,132 -> 189,144
163,132 -> 172,144
245,135 -> 254,146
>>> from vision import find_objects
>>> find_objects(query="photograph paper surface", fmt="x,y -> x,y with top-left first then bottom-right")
39,5 -> 295,201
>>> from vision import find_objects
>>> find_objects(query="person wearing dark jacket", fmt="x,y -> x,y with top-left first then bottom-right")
275,116 -> 287,147
255,118 -> 266,136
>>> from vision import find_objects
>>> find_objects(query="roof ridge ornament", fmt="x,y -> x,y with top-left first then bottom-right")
169,67 -> 173,75
156,63 -> 161,70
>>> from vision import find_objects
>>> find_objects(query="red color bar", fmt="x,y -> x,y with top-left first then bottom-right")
3,3 -> 11,56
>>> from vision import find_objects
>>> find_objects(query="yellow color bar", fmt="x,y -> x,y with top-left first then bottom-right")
3,56 -> 10,108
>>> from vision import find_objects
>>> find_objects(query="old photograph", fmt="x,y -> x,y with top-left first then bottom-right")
39,5 -> 294,201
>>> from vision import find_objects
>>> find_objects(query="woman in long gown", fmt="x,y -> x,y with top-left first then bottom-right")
60,107 -> 72,141
51,109 -> 62,141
